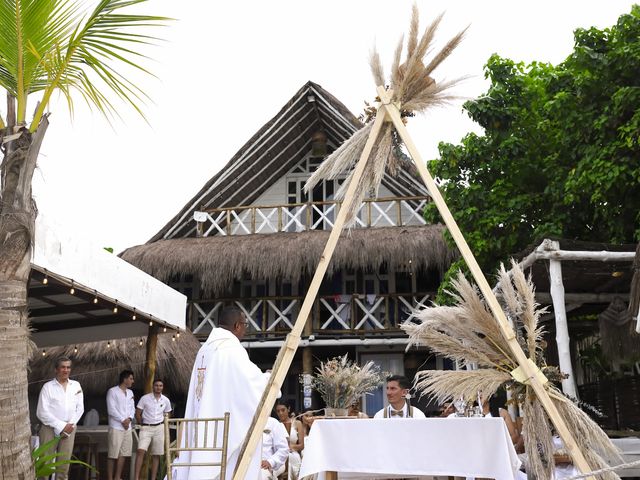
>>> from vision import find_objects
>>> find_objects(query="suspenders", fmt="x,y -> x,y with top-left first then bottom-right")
383,406 -> 413,418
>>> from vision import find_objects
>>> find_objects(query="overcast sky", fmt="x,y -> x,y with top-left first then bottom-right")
29,0 -> 636,253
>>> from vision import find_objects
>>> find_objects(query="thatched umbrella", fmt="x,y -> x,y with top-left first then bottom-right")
29,332 -> 200,398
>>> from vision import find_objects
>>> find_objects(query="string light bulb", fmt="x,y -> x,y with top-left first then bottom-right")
74,346 -> 78,354
176,332 -> 181,338
69,281 -> 75,295
93,291 -> 98,304
107,341 -> 111,348
42,275 -> 48,285
132,308 -> 136,321
163,327 -> 167,333
172,334 -> 176,342
149,321 -> 153,327
139,338 -> 144,346
42,349 -> 46,356
113,300 -> 118,314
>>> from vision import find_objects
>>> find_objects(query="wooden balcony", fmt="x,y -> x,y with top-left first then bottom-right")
189,292 -> 433,339
193,195 -> 430,237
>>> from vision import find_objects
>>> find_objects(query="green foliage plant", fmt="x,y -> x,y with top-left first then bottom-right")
32,436 -> 96,478
426,6 -> 640,301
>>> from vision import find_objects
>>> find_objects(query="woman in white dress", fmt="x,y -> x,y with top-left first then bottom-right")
275,400 -> 304,480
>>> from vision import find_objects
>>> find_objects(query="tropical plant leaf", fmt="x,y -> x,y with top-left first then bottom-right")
32,435 -> 96,477
0,0 -> 170,129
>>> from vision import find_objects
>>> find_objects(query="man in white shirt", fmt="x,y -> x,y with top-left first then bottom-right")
106,369 -> 135,480
134,379 -> 172,480
36,356 -> 84,480
261,417 -> 289,480
373,375 -> 426,419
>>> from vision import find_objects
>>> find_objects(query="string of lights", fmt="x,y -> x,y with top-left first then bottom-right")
34,266 -> 185,357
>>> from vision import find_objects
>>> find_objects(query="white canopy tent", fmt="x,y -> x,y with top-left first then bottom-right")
29,215 -> 186,347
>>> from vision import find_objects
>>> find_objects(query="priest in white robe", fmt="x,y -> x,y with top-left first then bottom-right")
174,306 -> 271,480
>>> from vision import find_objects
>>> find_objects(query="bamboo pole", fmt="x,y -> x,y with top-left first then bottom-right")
232,110 -> 390,480
376,86 -> 594,478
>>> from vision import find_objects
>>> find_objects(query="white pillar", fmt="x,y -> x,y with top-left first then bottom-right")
548,243 -> 578,399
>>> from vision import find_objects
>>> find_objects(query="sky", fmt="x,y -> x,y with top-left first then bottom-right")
28,0 -> 636,253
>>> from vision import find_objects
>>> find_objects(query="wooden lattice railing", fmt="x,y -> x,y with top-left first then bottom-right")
193,195 -> 430,236
189,292 -> 434,338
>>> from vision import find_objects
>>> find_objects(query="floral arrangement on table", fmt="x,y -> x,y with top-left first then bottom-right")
312,355 -> 383,413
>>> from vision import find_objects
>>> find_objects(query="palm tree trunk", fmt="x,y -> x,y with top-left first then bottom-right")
0,116 -> 49,479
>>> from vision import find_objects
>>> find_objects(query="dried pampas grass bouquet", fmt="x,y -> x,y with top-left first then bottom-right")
402,262 -> 623,479
305,5 -> 467,224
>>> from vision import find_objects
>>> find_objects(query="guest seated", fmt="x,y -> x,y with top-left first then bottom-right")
498,408 -> 524,453
275,400 -> 304,480
301,411 -> 316,435
438,402 -> 455,418
261,417 -> 289,480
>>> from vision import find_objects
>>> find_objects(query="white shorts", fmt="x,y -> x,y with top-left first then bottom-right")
108,428 -> 132,459
137,424 -> 164,455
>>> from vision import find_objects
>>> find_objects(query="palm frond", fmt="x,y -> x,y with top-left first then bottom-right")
20,0 -> 171,130
0,0 -> 81,121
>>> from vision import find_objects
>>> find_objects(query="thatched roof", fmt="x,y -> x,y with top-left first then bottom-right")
122,225 -> 456,296
29,332 -> 200,397
151,81 -> 428,242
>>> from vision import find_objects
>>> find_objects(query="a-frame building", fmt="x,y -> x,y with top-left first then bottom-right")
122,81 -> 456,415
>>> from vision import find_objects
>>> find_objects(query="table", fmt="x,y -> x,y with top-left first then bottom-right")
298,417 -> 521,480
74,425 -> 141,479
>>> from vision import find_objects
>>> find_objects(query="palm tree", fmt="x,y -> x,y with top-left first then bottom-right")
0,1 -> 168,476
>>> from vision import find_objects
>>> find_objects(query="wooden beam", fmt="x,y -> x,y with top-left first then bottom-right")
536,250 -> 635,262
27,304 -> 107,318
536,292 -> 630,304
548,242 -> 578,398
232,108 -> 391,480
376,86 -> 595,479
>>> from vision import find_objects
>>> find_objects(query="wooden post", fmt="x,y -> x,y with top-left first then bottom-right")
232,110 -> 390,480
303,311 -> 313,376
375,86 -> 594,478
144,324 -> 160,394
548,241 -> 578,398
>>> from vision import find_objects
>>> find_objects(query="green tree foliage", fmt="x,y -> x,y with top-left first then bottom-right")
426,6 -> 640,288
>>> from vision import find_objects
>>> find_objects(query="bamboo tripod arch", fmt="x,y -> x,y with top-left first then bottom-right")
233,86 -> 595,480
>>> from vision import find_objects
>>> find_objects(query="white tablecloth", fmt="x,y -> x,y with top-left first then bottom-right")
299,417 -> 521,480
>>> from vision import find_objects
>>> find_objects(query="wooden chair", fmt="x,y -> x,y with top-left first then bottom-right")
164,413 -> 230,480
